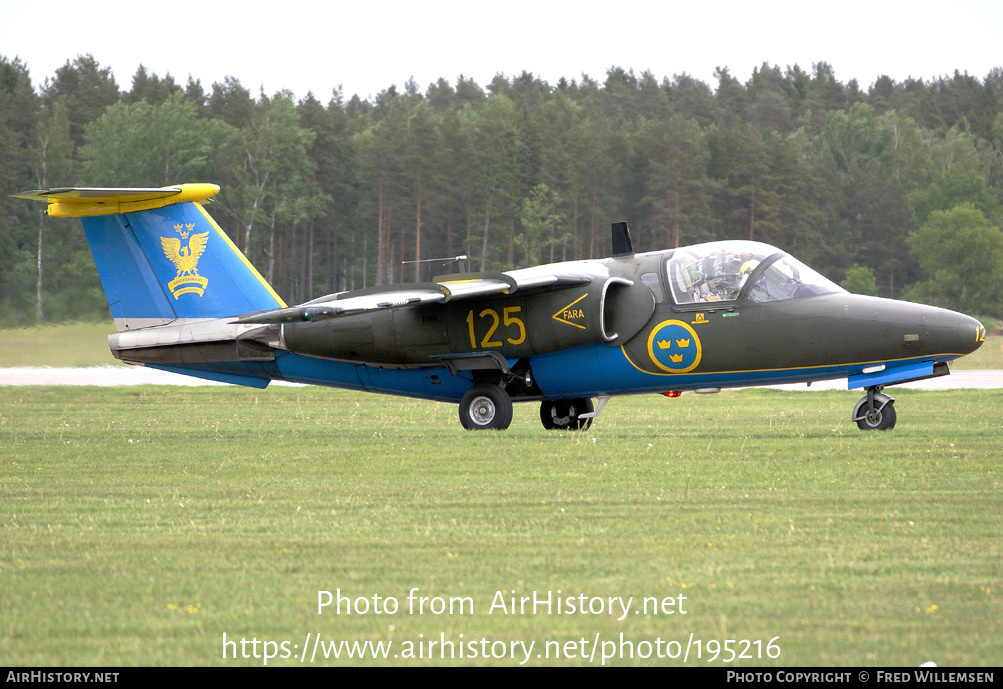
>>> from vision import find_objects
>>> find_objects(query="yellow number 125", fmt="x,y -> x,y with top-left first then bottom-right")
466,306 -> 526,348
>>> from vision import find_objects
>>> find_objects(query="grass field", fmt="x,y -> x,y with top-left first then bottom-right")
0,323 -> 123,368
2,385 -> 1000,666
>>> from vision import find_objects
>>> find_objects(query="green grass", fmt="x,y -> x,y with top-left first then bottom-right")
1,386 -> 1000,666
956,334 -> 1003,370
0,322 -> 121,368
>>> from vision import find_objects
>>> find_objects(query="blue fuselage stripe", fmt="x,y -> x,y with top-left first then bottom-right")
528,342 -> 957,397
149,343 -> 957,405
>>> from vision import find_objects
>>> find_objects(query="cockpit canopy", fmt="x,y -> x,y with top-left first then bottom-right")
666,241 -> 845,306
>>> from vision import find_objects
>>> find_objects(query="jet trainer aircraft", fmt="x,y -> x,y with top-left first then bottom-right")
17,184 -> 986,431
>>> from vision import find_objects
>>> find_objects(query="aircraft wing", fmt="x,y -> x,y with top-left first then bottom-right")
234,267 -> 594,324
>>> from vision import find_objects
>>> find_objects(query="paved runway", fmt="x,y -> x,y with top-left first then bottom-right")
2,366 -> 1001,389
0,366 -> 297,387
764,370 -> 1003,390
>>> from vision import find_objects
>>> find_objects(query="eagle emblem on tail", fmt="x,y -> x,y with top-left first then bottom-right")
161,231 -> 210,298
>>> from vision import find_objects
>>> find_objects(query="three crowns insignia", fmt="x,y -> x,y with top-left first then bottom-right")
657,337 -> 691,364
648,320 -> 702,373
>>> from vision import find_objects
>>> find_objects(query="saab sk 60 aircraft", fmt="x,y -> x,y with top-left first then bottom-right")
17,184 -> 986,431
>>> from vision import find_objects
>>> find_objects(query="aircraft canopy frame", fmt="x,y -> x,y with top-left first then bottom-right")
665,240 -> 845,307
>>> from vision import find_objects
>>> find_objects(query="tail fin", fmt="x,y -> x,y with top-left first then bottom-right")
15,184 -> 285,330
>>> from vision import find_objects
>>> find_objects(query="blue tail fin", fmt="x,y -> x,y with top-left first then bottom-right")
15,184 -> 285,330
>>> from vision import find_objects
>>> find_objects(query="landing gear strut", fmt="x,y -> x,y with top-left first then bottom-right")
459,383 -> 513,430
852,387 -> 896,431
540,398 -> 594,431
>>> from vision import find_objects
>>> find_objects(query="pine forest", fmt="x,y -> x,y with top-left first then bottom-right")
1,55 -> 1002,324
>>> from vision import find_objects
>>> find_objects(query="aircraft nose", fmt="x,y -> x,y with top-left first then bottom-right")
946,312 -> 986,357
966,315 -> 987,354
898,304 -> 986,361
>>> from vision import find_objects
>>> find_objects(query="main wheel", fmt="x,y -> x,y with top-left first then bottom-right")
540,398 -> 594,431
459,384 -> 513,430
853,393 -> 897,430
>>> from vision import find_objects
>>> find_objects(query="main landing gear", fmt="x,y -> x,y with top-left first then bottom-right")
456,364 -> 603,431
458,383 -> 514,430
540,398 -> 594,431
852,387 -> 896,431
457,385 -> 600,432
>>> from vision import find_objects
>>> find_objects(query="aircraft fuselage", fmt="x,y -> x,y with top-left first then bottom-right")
278,249 -> 984,403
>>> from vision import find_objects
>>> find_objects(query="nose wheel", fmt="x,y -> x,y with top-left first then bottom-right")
852,389 -> 896,430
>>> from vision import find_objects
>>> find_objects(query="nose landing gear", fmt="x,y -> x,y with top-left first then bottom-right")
852,387 -> 896,431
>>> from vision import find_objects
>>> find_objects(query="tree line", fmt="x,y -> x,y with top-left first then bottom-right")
1,54 -> 1002,325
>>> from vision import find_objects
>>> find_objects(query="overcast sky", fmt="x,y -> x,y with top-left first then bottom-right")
2,0 -> 1001,101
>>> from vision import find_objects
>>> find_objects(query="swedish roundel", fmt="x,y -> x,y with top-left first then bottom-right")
646,320 -> 702,373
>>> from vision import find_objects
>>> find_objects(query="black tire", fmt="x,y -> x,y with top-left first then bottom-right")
854,397 -> 897,431
540,398 -> 594,431
459,384 -> 513,430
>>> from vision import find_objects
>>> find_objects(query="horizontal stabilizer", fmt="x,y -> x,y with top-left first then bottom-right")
14,184 -> 220,217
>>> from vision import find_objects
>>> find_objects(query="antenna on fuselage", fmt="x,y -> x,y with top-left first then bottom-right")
402,255 -> 467,266
611,221 -> 634,257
